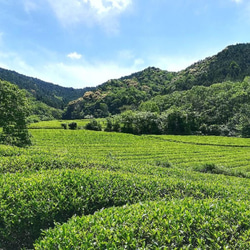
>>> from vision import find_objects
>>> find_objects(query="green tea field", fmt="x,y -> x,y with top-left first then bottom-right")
1,125 -> 250,249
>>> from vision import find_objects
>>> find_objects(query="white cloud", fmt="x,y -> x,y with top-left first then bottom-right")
45,0 -> 132,32
118,49 -> 134,60
39,60 -> 144,88
0,49 -> 144,88
232,0 -> 242,3
85,0 -> 131,14
134,58 -> 144,66
148,54 -> 205,72
0,50 -> 39,77
117,49 -> 145,67
67,52 -> 82,60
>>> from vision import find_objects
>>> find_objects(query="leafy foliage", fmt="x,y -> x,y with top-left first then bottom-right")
103,110 -> 199,135
0,80 -> 31,146
0,163 -> 249,248
168,43 -> 250,92
85,119 -> 102,131
68,122 -> 77,130
35,198 -> 250,249
28,95 -> 63,122
153,77 -> 250,136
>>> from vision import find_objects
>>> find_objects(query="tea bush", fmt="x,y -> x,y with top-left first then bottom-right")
1,167 -> 249,249
1,128 -> 250,248
35,198 -> 250,249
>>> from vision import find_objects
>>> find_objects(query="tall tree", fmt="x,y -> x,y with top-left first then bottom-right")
0,80 -> 31,146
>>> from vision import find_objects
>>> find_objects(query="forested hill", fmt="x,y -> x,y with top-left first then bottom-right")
168,43 -> 250,92
0,67 -> 92,109
63,43 -> 250,119
63,67 -> 176,119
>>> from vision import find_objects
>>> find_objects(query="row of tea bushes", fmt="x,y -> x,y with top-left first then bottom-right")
35,198 -> 250,249
1,168 -> 249,249
30,129 -> 250,172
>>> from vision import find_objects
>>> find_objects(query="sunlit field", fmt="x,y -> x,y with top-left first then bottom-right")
1,122 -> 250,249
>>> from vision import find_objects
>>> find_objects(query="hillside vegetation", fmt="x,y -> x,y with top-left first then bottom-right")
63,67 -> 176,119
1,43 -> 250,132
167,43 -> 250,91
153,76 -> 250,136
84,76 -> 250,137
63,43 -> 250,137
0,67 -> 90,109
0,67 -> 93,121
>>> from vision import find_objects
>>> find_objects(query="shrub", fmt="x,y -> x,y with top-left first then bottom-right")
104,118 -> 112,132
68,122 -> 77,130
155,159 -> 172,168
193,163 -> 249,178
61,123 -> 67,129
104,117 -> 121,132
2,166 -> 245,249
85,119 -> 102,131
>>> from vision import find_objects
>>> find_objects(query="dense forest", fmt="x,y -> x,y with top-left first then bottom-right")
62,67 -> 176,119
92,77 -> 249,137
63,43 -> 250,137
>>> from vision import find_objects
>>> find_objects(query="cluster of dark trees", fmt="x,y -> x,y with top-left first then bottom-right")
153,77 -> 250,137
103,110 -> 195,135
84,106 -> 249,137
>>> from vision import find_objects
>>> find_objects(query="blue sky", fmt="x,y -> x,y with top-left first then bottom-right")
0,0 -> 249,88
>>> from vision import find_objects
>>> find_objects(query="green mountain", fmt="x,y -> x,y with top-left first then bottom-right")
167,43 -> 250,92
1,42 -> 250,132
63,43 -> 250,120
0,67 -> 92,110
0,67 -> 94,121
63,67 -> 176,119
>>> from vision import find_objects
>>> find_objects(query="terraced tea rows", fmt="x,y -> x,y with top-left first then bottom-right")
30,129 -> 250,172
0,127 -> 250,249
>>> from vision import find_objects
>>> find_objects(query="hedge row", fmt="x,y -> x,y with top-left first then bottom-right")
35,198 -> 250,249
1,168 -> 249,249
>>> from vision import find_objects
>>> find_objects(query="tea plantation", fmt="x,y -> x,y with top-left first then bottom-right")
0,125 -> 250,249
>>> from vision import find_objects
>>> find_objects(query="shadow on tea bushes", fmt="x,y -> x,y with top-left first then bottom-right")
193,163 -> 249,178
